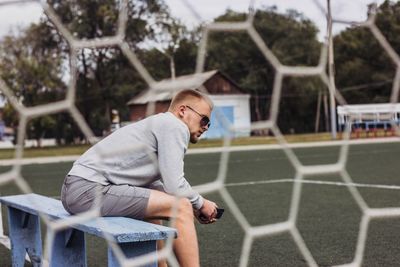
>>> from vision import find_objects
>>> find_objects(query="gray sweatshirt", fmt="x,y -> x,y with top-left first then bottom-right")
68,112 -> 204,210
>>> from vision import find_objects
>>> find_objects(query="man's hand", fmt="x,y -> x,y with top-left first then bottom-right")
195,199 -> 218,224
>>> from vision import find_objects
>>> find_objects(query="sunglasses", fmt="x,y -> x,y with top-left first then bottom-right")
185,105 -> 211,128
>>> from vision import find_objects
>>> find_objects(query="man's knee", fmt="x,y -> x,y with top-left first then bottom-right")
177,198 -> 193,218
146,190 -> 193,219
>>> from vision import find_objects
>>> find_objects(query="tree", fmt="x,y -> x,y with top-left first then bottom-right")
0,22 -> 66,146
150,17 -> 187,78
46,0 -> 170,135
0,0 -> 172,143
204,7 -> 322,133
138,30 -> 199,81
333,0 -> 400,104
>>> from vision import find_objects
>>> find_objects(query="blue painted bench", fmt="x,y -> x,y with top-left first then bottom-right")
0,193 -> 177,267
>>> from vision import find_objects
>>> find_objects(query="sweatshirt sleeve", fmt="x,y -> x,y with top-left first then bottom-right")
155,115 -> 204,210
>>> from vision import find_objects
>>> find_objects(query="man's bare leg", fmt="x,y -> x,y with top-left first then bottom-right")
145,190 -> 200,267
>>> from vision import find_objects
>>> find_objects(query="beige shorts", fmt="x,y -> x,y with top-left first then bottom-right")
61,175 -> 151,219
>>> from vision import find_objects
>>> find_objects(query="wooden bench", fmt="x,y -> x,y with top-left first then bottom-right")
0,193 -> 177,267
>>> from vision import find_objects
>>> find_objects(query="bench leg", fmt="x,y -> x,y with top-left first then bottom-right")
7,207 -> 42,267
108,240 -> 157,267
49,228 -> 87,267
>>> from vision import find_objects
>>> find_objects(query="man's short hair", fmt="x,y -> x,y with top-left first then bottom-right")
169,89 -> 214,111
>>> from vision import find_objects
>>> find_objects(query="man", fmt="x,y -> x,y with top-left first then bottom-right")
61,89 -> 218,267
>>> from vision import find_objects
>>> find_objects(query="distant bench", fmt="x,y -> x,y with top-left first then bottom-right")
0,193 -> 177,267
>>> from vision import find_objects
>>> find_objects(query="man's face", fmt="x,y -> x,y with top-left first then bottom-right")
183,100 -> 212,143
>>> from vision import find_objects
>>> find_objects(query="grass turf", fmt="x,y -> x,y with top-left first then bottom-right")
0,141 -> 400,266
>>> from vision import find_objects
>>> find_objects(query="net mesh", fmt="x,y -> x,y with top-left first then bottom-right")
0,0 -> 400,266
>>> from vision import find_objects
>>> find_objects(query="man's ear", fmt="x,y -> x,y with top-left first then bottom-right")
177,105 -> 186,118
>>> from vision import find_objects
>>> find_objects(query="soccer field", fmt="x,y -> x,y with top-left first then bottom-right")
1,141 -> 400,266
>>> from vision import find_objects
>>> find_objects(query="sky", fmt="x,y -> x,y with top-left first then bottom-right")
0,0 -> 386,40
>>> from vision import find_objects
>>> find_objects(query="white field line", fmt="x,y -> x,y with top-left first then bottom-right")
0,137 -> 399,166
225,178 -> 400,190
0,155 -> 79,166
187,137 -> 400,154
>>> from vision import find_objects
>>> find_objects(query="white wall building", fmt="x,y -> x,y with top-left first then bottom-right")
128,70 -> 252,139
204,94 -> 251,139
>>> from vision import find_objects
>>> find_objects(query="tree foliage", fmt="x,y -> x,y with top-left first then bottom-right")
47,0 -> 170,136
205,7 -> 322,133
0,0 -> 169,144
0,22 -> 66,144
334,0 -> 400,104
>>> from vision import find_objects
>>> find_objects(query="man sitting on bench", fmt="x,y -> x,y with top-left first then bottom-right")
61,89 -> 219,267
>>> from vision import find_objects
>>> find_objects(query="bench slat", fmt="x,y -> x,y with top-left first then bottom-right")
0,193 -> 176,243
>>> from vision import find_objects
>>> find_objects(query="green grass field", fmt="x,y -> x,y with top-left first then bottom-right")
1,141 -> 400,266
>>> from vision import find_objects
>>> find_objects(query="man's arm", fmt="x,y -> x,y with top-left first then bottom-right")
155,115 -> 219,223
148,180 -> 165,192
156,117 -> 204,209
